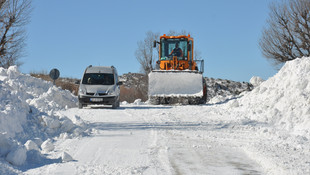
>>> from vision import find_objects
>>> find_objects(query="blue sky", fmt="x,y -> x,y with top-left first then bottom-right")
20,0 -> 279,82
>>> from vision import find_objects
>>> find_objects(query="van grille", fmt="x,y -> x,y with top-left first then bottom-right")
86,92 -> 108,96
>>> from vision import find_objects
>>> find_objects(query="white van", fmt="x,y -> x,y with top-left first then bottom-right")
77,65 -> 122,109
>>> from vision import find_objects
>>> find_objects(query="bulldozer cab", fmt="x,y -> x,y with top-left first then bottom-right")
160,38 -> 190,61
155,34 -> 195,71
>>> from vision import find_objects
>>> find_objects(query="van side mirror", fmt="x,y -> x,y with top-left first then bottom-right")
188,44 -> 191,51
117,81 -> 123,86
75,80 -> 81,84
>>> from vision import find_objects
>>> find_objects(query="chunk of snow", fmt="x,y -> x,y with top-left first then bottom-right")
0,133 -> 13,156
60,119 -> 75,133
250,76 -> 264,87
42,115 -> 61,129
41,139 -> 54,153
24,140 -> 39,151
5,146 -> 27,166
61,152 -> 73,162
32,138 -> 43,147
133,99 -> 143,105
121,101 -> 128,105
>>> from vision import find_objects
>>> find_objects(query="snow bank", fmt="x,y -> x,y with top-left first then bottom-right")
0,66 -> 77,137
0,66 -> 80,167
230,57 -> 310,135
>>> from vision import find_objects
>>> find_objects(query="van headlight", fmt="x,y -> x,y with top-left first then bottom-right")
107,90 -> 115,95
79,88 -> 86,96
107,86 -> 116,95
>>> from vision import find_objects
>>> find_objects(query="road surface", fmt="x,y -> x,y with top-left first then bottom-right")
25,104 -> 263,175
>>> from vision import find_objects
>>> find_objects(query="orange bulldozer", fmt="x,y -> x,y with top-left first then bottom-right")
148,34 -> 207,105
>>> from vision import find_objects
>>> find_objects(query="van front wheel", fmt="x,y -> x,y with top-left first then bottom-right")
78,102 -> 86,109
112,100 -> 120,109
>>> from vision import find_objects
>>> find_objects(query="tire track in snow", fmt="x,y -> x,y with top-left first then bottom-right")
28,105 -> 266,174
127,105 -> 264,175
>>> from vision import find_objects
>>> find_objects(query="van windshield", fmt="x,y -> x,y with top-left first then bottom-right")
82,73 -> 114,85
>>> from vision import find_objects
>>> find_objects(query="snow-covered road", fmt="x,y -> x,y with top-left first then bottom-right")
25,105 -> 265,175
2,58 -> 310,174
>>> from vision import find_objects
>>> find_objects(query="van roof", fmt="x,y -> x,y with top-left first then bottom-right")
85,66 -> 114,74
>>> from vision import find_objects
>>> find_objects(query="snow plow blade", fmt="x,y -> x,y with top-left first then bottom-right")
148,70 -> 206,105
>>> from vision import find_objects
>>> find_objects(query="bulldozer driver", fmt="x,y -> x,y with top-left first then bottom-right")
169,42 -> 183,57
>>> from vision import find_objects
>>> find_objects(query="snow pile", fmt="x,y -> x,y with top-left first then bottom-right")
0,66 -> 79,168
229,57 -> 310,135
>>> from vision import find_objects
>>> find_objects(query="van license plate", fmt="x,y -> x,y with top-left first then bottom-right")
90,98 -> 103,102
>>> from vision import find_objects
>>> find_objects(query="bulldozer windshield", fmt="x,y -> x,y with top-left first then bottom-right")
160,38 -> 189,61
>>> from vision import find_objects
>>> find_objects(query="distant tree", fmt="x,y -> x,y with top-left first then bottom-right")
195,50 -> 202,60
259,0 -> 310,65
0,0 -> 32,68
135,31 -> 160,74
166,29 -> 190,36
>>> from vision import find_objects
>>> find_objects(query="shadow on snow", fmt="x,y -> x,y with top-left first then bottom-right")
18,150 -> 63,172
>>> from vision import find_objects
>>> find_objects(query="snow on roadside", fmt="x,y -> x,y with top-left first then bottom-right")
223,57 -> 310,174
0,66 -> 82,170
228,57 -> 310,135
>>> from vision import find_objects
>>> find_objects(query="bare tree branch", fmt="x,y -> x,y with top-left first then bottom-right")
259,0 -> 310,65
135,31 -> 160,74
0,0 -> 32,68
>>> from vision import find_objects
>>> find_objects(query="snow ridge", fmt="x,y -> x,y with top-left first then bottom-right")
231,57 -> 310,135
0,66 -> 83,172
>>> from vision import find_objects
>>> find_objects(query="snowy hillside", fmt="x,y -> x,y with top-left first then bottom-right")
119,73 -> 147,89
206,77 -> 253,103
